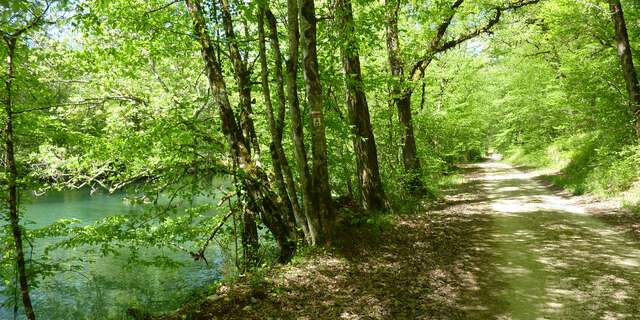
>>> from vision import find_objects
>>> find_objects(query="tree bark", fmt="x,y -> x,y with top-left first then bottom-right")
258,4 -> 308,243
2,36 -> 36,320
299,0 -> 334,244
186,0 -> 296,264
263,7 -> 310,241
336,0 -> 386,211
218,0 -> 260,158
609,0 -> 640,135
207,0 -> 260,265
385,0 -> 422,191
285,0 -> 323,245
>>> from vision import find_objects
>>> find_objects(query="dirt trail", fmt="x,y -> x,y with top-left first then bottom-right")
459,159 -> 640,319
160,159 -> 640,320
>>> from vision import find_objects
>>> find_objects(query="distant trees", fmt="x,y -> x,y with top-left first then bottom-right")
448,0 -> 640,197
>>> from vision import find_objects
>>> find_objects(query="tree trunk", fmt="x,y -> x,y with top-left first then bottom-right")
262,7 -> 310,241
336,0 -> 386,211
3,36 -> 36,320
213,0 -> 260,265
385,0 -> 422,191
218,0 -> 260,158
257,4 -> 307,243
609,0 -> 640,135
299,0 -> 334,244
186,0 -> 296,264
285,0 -> 322,245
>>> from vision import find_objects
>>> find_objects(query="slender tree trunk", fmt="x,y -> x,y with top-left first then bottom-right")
386,86 -> 395,157
336,0 -> 386,211
257,5 -> 293,229
218,0 -> 260,158
262,7 -> 311,241
186,0 -> 296,264
609,0 -> 640,135
396,92 -> 421,174
299,0 -> 334,244
3,36 -> 36,320
385,0 -> 422,191
285,0 -> 323,245
257,4 -> 306,243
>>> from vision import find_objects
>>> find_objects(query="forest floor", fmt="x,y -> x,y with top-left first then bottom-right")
156,159 -> 640,320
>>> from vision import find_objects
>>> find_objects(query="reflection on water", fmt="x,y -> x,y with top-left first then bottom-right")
1,190 -> 221,320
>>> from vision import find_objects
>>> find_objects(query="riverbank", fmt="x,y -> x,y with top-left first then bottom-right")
151,173 -> 484,319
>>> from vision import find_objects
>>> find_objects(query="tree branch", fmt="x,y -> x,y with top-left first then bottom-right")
6,0 -> 52,38
145,0 -> 182,15
409,0 -> 542,81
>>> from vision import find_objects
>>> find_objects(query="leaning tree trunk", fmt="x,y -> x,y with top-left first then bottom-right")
609,0 -> 640,135
336,0 -> 386,211
212,0 -> 260,265
218,0 -> 260,158
186,0 -> 296,264
385,0 -> 422,192
2,36 -> 36,320
299,0 -> 335,244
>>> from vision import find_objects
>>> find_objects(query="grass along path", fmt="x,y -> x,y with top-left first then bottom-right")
157,159 -> 640,319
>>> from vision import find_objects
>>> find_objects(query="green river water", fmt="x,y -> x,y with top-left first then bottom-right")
1,190 -> 222,320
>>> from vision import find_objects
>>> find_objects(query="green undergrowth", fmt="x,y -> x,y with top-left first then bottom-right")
502,131 -> 640,211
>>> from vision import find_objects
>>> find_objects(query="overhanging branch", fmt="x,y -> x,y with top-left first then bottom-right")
409,0 -> 542,81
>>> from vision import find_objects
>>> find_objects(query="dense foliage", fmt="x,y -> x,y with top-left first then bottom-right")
1,0 -> 639,318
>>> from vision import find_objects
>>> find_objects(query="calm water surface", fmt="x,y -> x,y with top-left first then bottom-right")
1,190 -> 222,320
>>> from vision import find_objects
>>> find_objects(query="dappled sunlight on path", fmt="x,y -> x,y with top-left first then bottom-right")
460,160 -> 640,319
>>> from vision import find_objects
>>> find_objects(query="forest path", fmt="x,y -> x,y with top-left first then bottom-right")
458,159 -> 640,319
159,159 -> 640,320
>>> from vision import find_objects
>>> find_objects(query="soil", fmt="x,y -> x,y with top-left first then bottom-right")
155,159 -> 640,320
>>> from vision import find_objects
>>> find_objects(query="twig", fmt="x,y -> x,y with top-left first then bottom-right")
195,210 -> 235,264
145,0 -> 182,15
218,190 -> 238,206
